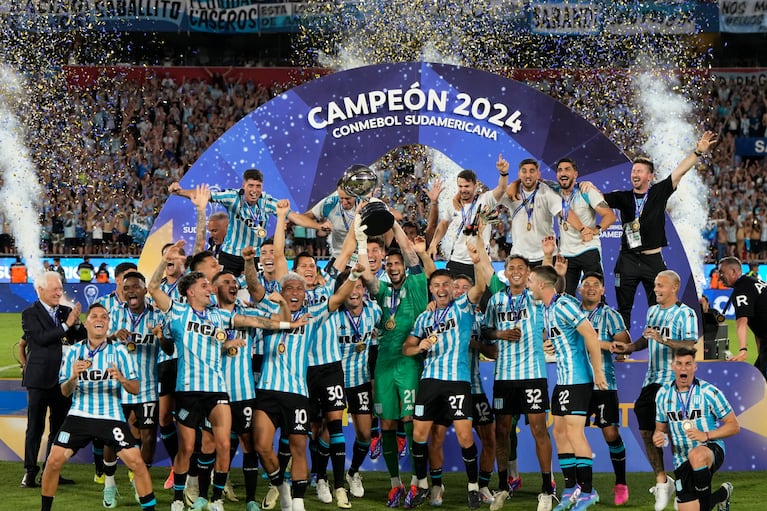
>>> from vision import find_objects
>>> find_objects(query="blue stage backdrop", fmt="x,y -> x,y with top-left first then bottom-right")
141,61 -> 697,338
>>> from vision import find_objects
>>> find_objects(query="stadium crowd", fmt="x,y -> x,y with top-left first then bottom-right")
0,70 -> 764,264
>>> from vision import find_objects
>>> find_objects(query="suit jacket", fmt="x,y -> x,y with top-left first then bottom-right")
21,301 -> 87,389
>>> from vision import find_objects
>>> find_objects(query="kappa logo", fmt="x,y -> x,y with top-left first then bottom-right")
295,424 -> 306,431
455,410 -> 465,417
360,404 -> 369,411
144,418 -> 155,425
334,400 -> 345,407
530,403 -> 541,411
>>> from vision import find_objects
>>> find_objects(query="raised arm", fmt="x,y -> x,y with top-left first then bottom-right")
427,219 -> 449,260
671,130 -> 718,189
243,246 -> 266,302
424,178 -> 444,246
413,235 -> 436,277
167,181 -> 197,200
466,230 -> 490,304
190,184 -> 211,255
329,263 -> 365,312
148,240 -> 183,313
392,220 -> 419,267
272,199 -> 291,282
492,153 -> 511,201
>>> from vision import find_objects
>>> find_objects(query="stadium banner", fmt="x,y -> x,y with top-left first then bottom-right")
528,0 -> 700,36
0,256 -> 136,286
712,67 -> 767,86
735,137 -> 767,156
2,0 -> 720,34
1,361 -> 766,471
0,283 -> 116,313
719,0 -> 767,33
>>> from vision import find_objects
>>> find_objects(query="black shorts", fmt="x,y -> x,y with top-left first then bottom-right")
117,233 -> 133,246
551,383 -> 592,416
493,379 -> 550,415
219,251 -> 245,277
157,359 -> 178,397
307,362 -> 347,416
634,383 -> 662,431
675,443 -> 725,504
473,392 -> 494,426
586,390 -> 620,428
54,415 -> 138,452
414,379 -> 473,423
230,399 -> 257,435
252,354 -> 264,380
255,389 -> 310,435
345,383 -> 373,415
175,391 -> 229,429
122,401 -> 159,430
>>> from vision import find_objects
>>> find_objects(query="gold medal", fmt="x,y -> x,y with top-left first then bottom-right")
682,420 -> 693,431
82,359 -> 93,369
631,220 -> 640,231
428,334 -> 438,345
715,313 -> 725,323
214,329 -> 227,342
385,318 -> 396,330
562,223 -> 569,231
355,342 -> 367,353
227,346 -> 238,356
278,342 -> 286,354
126,341 -> 137,352
526,222 -> 532,231
256,227 -> 267,238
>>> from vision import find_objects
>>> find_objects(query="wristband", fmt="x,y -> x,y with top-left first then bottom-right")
694,149 -> 703,157
499,172 -> 509,176
739,347 -> 748,352
279,321 -> 290,329
349,272 -> 361,281
579,226 -> 586,232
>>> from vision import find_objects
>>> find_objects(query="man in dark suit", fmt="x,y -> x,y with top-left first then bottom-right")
21,271 -> 86,487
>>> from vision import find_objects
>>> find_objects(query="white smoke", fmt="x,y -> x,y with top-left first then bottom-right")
633,68 -> 708,294
0,66 -> 44,281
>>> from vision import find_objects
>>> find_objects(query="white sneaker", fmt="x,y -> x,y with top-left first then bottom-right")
335,487 -> 352,509
291,498 -> 305,511
430,485 -> 445,506
171,500 -> 185,511
346,473 -> 364,498
489,490 -> 509,511
316,479 -> 333,504
209,499 -> 225,511
537,493 -> 554,511
278,482 -> 293,511
650,477 -> 675,511
184,476 -> 200,506
479,487 -> 495,504
262,484 -> 280,510
224,477 -> 239,502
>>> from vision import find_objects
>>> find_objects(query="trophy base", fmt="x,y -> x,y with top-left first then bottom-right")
361,201 -> 395,236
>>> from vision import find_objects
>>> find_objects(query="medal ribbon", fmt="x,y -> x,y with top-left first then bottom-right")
126,306 -> 149,332
542,293 -> 561,339
586,303 -> 603,324
388,288 -> 400,319
279,309 -> 304,345
507,289 -> 527,322
674,380 -> 697,420
87,340 -> 107,360
246,196 -> 264,228
633,191 -> 648,223
432,301 -> 453,333
344,308 -> 363,342
458,195 -> 479,235
561,186 -> 578,228
339,205 -> 355,230
511,184 -> 539,223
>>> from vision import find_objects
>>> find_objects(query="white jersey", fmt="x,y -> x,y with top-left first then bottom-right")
558,185 -> 607,257
310,192 -> 359,258
442,191 -> 498,264
506,182 -> 562,261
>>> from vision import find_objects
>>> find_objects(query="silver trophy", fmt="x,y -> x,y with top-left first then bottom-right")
341,164 -> 394,236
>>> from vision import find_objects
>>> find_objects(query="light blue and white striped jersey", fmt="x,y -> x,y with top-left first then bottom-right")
582,303 -> 626,391
60,340 -> 138,421
310,192 -> 358,258
469,313 -> 486,395
410,294 -> 476,382
484,289 -> 546,381
258,302 -> 329,396
643,303 -> 699,386
156,275 -> 184,364
336,301 -> 382,388
251,298 -> 281,356
305,281 -> 340,367
109,303 -> 164,404
656,378 -> 733,468
211,189 -> 279,256
258,273 -> 281,295
543,293 -> 594,386
218,303 -> 271,402
166,300 -> 229,393
96,291 -> 125,312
